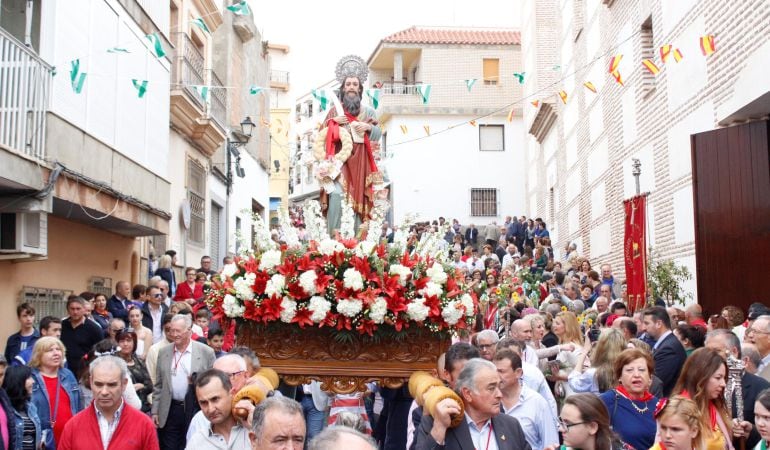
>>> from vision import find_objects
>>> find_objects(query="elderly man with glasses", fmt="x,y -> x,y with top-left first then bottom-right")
749,315 -> 770,382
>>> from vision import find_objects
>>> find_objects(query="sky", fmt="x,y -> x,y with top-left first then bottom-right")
252,0 -> 522,98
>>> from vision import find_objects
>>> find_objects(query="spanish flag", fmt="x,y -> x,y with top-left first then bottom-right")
530,100 -> 540,108
506,108 -> 514,122
583,81 -> 597,93
558,90 -> 568,104
469,120 -> 477,127
399,125 -> 408,134
608,54 -> 623,73
700,35 -> 716,56
660,44 -> 672,63
641,59 -> 660,75
611,70 -> 625,86
673,48 -> 683,63
423,125 -> 430,136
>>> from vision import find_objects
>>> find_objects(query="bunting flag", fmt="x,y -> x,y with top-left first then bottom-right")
583,81 -> 597,93
513,72 -> 526,84
659,44 -> 672,63
700,35 -> 716,56
423,125 -> 430,136
194,85 -> 210,102
365,89 -> 380,109
132,79 -> 148,98
673,48 -> 683,63
399,125 -> 408,134
530,100 -> 540,108
146,33 -> 166,58
469,120 -> 477,127
249,85 -> 264,95
311,89 -> 329,110
552,65 -> 561,71
558,90 -> 568,104
641,59 -> 660,75
107,47 -> 130,54
69,59 -> 87,94
506,108 -> 514,122
226,0 -> 251,15
608,54 -> 623,73
465,79 -> 477,91
611,70 -> 625,86
416,84 -> 432,104
191,18 -> 210,34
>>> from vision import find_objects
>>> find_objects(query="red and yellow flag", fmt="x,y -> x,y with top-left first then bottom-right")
558,90 -> 568,104
423,125 -> 430,136
608,54 -> 623,73
469,120 -> 477,127
583,81 -> 597,93
660,44 -> 672,63
642,59 -> 660,75
399,125 -> 408,134
611,70 -> 625,86
673,48 -> 683,63
700,35 -> 716,56
530,100 -> 540,108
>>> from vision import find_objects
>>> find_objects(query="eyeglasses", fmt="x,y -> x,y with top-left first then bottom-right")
477,344 -> 496,350
558,419 -> 587,431
227,370 -> 245,379
153,293 -> 164,298
111,328 -> 125,333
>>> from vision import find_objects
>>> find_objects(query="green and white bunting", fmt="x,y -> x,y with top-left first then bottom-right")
191,18 -> 210,34
132,79 -> 148,98
146,33 -> 166,58
226,1 -> 251,15
416,84 -> 431,105
311,89 -> 329,110
513,72 -> 526,84
69,59 -> 87,94
107,47 -> 130,54
194,85 -> 210,102
249,85 -> 264,95
365,89 -> 380,109
465,79 -> 477,91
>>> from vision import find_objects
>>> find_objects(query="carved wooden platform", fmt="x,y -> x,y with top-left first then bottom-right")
237,322 -> 450,394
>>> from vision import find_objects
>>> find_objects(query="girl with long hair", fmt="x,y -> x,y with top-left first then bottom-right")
3,365 -> 41,450
650,396 -> 705,450
547,393 -> 630,450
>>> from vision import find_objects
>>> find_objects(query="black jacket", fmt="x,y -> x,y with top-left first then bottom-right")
415,413 -> 531,450
652,332 -> 687,397
141,302 -> 169,333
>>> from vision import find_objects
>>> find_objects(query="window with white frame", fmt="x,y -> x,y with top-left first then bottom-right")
470,188 -> 498,217
187,159 -> 206,245
479,125 -> 505,151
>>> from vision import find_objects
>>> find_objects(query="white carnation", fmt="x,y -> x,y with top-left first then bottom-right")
355,241 -> 377,258
425,264 -> 448,284
318,238 -> 344,256
343,268 -> 364,291
460,294 -> 475,316
406,297 -> 430,322
299,270 -> 318,295
369,297 -> 388,324
389,264 -> 412,285
337,298 -> 363,317
223,294 -> 245,318
259,250 -> 282,270
221,263 -> 238,278
279,297 -> 297,323
308,296 -> 331,323
233,274 -> 255,301
419,281 -> 444,298
441,301 -> 464,326
265,274 -> 286,298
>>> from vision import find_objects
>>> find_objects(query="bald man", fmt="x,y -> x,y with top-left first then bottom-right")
685,304 -> 707,330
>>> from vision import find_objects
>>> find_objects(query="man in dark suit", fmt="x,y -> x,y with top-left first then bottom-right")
107,280 -> 132,321
415,358 -> 531,450
643,306 -> 687,397
505,216 -> 520,248
706,329 -> 769,449
464,224 -> 478,252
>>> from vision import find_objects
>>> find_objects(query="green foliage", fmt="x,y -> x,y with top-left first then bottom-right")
647,249 -> 693,306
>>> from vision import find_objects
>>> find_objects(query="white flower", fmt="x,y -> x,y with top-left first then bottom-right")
406,297 -> 430,322
441,301 -> 464,326
233,273 -> 255,301
280,297 -> 297,323
299,270 -> 318,295
259,250 -> 282,270
223,294 -> 245,318
318,238 -> 344,256
355,241 -> 377,258
265,274 -> 286,298
221,263 -> 238,278
343,268 -> 364,291
460,294 -> 475,316
337,298 -> 363,317
308,296 -> 331,323
369,297 -> 388,324
425,264 -> 448,284
419,281 -> 444,298
389,264 -> 412,285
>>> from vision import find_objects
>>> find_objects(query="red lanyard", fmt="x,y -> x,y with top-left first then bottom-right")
476,421 -> 494,450
173,347 -> 188,374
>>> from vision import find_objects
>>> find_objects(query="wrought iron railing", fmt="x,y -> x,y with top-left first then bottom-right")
171,32 -> 205,107
379,82 -> 422,96
207,69 -> 226,128
0,27 -> 53,160
270,69 -> 289,85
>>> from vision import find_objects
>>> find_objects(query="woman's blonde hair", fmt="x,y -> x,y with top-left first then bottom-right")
158,254 -> 172,269
592,328 -> 628,391
29,336 -> 67,369
656,396 -> 705,450
556,311 -> 584,345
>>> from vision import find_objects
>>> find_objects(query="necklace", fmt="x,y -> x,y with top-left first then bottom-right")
627,397 -> 650,414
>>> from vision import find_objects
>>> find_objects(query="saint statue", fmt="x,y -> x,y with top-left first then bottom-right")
313,55 -> 382,236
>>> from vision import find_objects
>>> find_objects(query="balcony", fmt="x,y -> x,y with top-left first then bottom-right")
0,27 -> 53,160
169,32 -> 226,157
270,69 -> 289,91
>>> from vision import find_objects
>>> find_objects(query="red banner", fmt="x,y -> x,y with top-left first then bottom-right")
623,194 -> 648,313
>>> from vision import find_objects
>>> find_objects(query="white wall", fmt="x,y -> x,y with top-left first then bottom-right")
41,0 -> 170,179
384,115 -> 526,225
229,151 -> 270,252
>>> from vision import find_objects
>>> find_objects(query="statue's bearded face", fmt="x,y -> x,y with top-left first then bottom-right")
342,77 -> 361,116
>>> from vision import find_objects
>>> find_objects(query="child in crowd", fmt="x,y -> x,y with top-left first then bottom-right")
208,328 -> 226,358
4,303 -> 39,363
195,309 -> 210,339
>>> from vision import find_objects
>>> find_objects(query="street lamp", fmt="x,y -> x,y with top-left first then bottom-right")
227,116 -> 255,194
240,116 -> 256,137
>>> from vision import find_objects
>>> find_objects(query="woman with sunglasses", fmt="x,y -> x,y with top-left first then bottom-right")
545,393 -> 630,450
650,396 -> 705,450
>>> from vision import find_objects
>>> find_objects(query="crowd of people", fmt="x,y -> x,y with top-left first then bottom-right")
1,215 -> 770,450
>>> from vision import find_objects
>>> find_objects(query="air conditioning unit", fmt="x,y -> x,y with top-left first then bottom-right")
0,212 -> 48,256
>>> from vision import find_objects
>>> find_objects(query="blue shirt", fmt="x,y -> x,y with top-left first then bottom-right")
502,386 -> 559,449
600,390 -> 657,450
465,413 -> 498,450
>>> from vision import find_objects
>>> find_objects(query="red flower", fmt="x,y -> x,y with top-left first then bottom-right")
381,274 -> 403,298
291,308 -> 314,328
393,316 -> 410,332
445,277 -> 462,298
338,237 -> 358,249
356,319 -> 377,336
335,315 -> 353,331
315,273 -> 335,293
260,295 -> 283,323
385,293 -> 408,314
376,243 -> 387,258
355,286 -> 381,307
287,281 -> 307,299
296,254 -> 320,272
276,259 -> 297,278
413,276 -> 429,291
423,295 -> 441,318
243,300 -> 260,321
252,272 -> 269,295
400,251 -> 418,269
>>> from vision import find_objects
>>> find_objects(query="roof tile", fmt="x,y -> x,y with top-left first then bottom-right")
382,26 -> 521,46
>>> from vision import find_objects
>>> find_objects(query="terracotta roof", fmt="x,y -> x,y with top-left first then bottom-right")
381,26 -> 520,46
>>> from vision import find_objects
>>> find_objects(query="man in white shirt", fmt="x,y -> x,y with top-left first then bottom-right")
186,368 -> 251,449
496,338 -> 559,420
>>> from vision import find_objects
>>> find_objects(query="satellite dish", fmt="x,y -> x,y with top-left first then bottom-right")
181,199 -> 191,230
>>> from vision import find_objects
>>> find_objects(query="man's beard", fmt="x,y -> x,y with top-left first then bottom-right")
343,91 -> 361,116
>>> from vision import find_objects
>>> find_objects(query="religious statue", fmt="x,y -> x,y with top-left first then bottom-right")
313,55 -> 382,236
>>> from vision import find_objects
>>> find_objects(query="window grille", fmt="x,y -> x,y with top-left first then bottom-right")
88,277 -> 113,297
188,159 -> 206,245
470,188 -> 498,217
21,286 -> 73,324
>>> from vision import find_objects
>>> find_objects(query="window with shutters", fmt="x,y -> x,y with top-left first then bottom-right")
21,287 -> 73,326
470,188 -> 498,217
482,59 -> 499,85
479,125 -> 505,151
187,159 -> 206,246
